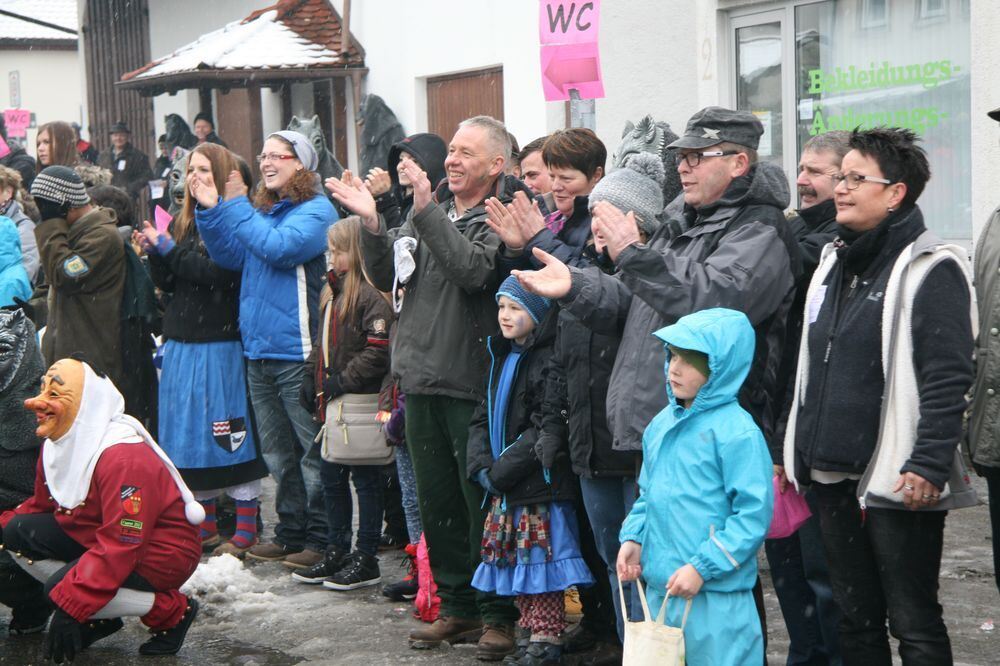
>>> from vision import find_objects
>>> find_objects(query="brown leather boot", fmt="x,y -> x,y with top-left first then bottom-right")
408,616 -> 483,649
477,623 -> 515,661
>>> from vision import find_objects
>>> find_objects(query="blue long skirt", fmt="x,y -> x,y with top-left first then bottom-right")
158,339 -> 266,491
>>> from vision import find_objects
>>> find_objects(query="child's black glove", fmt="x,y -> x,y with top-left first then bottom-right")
533,433 -> 559,470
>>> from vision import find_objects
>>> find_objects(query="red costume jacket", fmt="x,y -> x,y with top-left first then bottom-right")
0,442 -> 201,622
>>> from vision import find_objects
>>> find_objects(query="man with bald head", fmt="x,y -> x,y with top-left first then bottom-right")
327,115 -> 530,659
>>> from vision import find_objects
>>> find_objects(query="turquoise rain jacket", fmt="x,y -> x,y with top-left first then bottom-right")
619,307 -> 773,594
0,216 -> 31,308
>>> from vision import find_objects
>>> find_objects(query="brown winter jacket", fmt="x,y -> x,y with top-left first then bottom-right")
304,274 -> 394,414
35,206 -> 125,386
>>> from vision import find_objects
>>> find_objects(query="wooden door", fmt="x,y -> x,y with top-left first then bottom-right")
427,67 -> 503,141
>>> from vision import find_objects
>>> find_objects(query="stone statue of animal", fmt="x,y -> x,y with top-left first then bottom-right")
164,114 -> 198,154
613,115 -> 683,206
286,115 -> 343,182
166,148 -> 190,218
358,94 -> 404,176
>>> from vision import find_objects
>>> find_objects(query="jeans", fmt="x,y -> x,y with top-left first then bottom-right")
765,491 -> 842,665
247,359 -> 327,552
980,466 -> 1000,596
578,475 -> 639,642
405,393 -> 517,625
394,445 -> 423,544
321,462 -> 383,556
812,481 -> 951,666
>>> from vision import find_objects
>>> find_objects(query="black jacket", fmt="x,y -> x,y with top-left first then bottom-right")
500,194 -> 594,275
466,313 -> 576,505
97,143 -> 153,201
792,206 -> 974,489
147,224 -> 241,343
770,199 -> 839,461
0,147 -> 35,190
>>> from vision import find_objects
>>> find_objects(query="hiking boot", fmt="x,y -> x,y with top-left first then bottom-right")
564,587 -> 583,619
82,618 -> 125,648
478,623 -> 516,661
138,597 -> 199,656
511,641 -> 562,665
382,543 -> 418,601
501,626 -> 531,663
212,538 -> 258,559
245,542 -> 302,562
409,615 -> 483,649
282,548 -> 325,570
8,603 -> 52,636
323,551 -> 381,591
291,545 -> 349,584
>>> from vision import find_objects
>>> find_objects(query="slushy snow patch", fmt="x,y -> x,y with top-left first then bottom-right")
181,554 -> 278,618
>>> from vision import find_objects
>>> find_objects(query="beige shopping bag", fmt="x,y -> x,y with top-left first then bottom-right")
619,577 -> 691,666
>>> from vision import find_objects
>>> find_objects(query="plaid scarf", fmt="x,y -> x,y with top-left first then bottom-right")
480,496 -> 552,567
544,209 -> 567,235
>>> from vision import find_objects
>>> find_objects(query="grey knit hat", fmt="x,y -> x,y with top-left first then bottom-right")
588,153 -> 665,235
267,130 -> 318,171
30,166 -> 91,207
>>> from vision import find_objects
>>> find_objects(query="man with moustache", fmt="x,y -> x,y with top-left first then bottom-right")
768,131 -> 850,666
326,115 -> 531,660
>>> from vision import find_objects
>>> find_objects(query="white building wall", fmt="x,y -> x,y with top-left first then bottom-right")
970,0 -> 1000,242
0,50 -> 84,153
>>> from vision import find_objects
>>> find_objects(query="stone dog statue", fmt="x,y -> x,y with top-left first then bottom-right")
358,94 -> 405,177
613,115 -> 684,210
286,115 -> 344,183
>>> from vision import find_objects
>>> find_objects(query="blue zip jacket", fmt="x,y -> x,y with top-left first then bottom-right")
620,307 -> 773,593
0,216 -> 31,308
196,193 -> 337,361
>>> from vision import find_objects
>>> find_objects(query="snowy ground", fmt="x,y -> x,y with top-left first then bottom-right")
0,476 -> 995,665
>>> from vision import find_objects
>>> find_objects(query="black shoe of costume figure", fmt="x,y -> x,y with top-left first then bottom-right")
138,598 -> 198,656
82,618 -> 125,648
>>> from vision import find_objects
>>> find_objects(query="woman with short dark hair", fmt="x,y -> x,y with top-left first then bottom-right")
784,127 -> 976,665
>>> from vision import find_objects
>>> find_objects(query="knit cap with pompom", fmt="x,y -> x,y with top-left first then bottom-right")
588,152 -> 666,236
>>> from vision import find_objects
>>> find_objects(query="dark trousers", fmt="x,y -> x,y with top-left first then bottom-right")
812,481 -> 951,666
980,466 -> 1000,596
381,462 -> 408,541
0,551 -> 47,618
765,491 -> 842,665
321,462 -> 384,557
4,513 -> 154,598
405,394 -> 517,625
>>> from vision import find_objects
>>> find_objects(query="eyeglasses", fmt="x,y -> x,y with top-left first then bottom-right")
256,153 -> 297,164
678,150 -> 740,168
832,172 -> 893,190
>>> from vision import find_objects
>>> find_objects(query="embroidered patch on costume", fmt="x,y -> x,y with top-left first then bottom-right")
119,518 -> 143,543
372,318 -> 387,334
120,519 -> 143,530
62,255 -> 90,278
212,417 -> 247,453
120,485 -> 142,515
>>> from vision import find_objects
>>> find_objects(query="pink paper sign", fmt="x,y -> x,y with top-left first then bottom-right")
154,205 -> 172,235
3,109 -> 31,139
538,1 -> 604,101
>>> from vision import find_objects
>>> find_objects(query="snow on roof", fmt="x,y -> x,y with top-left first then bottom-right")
122,0 -> 362,83
0,0 -> 77,41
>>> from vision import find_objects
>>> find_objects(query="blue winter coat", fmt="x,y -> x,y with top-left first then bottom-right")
196,193 -> 337,362
0,216 -> 31,308
620,307 -> 773,594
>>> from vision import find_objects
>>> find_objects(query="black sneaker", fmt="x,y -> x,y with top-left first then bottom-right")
323,551 -> 381,591
382,543 -> 418,601
138,597 -> 198,656
291,545 -> 349,584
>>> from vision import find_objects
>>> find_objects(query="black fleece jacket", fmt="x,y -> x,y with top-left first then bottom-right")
792,206 -> 974,489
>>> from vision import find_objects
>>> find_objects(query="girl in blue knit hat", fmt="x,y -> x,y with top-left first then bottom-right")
466,274 -> 594,665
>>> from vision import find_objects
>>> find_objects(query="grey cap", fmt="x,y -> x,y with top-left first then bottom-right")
267,130 -> 318,171
989,107 -> 1000,122
667,106 -> 764,151
588,153 -> 665,236
30,166 -> 91,207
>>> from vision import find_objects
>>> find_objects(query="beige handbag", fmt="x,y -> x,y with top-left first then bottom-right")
315,295 -> 394,466
319,393 -> 394,465
619,577 -> 691,666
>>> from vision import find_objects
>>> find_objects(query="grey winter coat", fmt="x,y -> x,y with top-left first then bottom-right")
361,174 -> 532,400
969,205 -> 1000,469
1,200 -> 38,284
562,162 -> 800,452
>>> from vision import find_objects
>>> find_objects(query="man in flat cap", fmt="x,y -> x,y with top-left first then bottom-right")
967,104 -> 1000,603
513,106 -> 801,637
97,121 -> 153,204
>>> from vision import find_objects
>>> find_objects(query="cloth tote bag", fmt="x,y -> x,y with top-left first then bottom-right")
619,577 -> 691,666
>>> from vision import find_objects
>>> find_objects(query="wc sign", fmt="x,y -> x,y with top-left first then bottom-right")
539,1 -> 605,102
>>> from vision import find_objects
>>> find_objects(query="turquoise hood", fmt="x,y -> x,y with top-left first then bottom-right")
0,216 -> 31,308
620,307 -> 772,595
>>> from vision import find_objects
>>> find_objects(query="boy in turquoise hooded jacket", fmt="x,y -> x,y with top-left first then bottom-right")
617,307 -> 773,665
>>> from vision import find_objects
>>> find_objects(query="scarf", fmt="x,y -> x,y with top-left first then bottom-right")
490,346 -> 523,461
544,210 -> 567,235
41,363 -> 205,525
